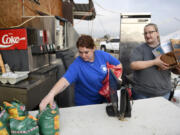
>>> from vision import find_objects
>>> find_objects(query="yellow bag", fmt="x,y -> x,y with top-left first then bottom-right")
10,115 -> 39,135
37,104 -> 59,135
0,107 -> 10,135
0,122 -> 9,135
3,100 -> 27,118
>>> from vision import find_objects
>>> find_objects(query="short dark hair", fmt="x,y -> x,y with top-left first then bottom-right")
76,35 -> 95,49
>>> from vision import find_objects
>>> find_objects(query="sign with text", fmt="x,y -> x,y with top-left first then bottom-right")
0,28 -> 28,50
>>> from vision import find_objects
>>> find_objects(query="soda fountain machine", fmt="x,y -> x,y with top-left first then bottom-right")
0,27 -> 58,110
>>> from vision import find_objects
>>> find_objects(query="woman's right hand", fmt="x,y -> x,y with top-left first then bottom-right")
39,92 -> 55,111
39,77 -> 70,111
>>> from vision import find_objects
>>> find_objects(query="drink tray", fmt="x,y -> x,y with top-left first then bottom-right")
0,71 -> 29,84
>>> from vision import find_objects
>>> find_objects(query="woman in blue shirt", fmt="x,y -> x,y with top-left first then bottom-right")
40,35 -> 122,110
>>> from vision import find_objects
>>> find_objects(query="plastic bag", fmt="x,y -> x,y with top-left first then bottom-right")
3,100 -> 27,118
10,115 -> 39,135
99,62 -> 123,101
37,104 -> 59,135
0,107 -> 10,135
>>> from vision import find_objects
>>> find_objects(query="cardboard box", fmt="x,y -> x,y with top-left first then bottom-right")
160,39 -> 180,68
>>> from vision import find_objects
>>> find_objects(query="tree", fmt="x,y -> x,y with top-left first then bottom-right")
104,34 -> 110,40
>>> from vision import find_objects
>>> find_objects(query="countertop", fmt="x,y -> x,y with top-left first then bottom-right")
30,97 -> 180,135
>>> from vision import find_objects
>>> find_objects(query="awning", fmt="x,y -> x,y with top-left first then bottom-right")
71,0 -> 96,20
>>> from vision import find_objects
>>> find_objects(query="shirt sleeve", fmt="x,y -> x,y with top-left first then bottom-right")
63,60 -> 79,84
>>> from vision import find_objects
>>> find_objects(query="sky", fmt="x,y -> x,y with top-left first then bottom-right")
73,0 -> 180,38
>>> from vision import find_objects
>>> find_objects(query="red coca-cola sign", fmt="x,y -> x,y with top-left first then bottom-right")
0,28 -> 28,50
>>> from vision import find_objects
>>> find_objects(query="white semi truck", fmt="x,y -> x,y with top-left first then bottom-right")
119,12 -> 151,77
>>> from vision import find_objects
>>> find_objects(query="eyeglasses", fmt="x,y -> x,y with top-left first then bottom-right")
144,31 -> 156,35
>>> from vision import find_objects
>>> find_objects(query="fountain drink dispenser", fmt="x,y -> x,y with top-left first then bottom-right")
0,28 -> 55,73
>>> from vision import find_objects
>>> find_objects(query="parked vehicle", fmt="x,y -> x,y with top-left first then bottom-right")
100,38 -> 120,52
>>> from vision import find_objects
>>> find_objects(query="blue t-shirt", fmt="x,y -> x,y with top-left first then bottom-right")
63,50 -> 120,105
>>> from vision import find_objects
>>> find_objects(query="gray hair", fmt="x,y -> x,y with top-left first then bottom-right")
144,23 -> 160,43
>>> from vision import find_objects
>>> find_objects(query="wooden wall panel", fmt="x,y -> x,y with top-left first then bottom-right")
0,0 -> 22,28
62,2 -> 73,24
0,0 -> 63,28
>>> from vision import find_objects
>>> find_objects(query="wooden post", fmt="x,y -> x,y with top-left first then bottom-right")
0,53 -> 6,73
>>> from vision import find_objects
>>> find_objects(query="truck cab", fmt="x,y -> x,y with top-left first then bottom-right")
100,38 -> 120,52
